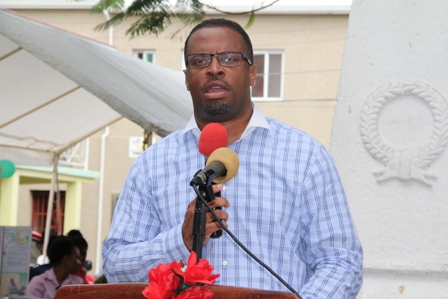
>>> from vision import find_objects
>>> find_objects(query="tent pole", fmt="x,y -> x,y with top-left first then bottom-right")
42,154 -> 59,260
55,166 -> 62,236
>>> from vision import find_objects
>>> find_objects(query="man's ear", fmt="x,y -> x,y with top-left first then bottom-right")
183,69 -> 190,91
249,64 -> 257,87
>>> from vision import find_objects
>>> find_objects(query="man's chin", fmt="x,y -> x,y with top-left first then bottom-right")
204,103 -> 231,116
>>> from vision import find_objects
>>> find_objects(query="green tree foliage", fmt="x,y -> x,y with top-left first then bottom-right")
81,0 -> 280,38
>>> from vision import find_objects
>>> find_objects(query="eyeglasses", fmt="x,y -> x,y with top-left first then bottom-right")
186,51 -> 253,69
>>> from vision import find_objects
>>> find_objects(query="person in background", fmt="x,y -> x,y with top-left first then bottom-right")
68,233 -> 94,284
102,18 -> 363,298
30,231 -> 59,281
36,230 -> 58,265
26,236 -> 82,299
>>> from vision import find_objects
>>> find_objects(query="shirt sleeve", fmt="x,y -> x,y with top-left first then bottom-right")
25,276 -> 45,298
102,157 -> 191,283
298,145 -> 363,298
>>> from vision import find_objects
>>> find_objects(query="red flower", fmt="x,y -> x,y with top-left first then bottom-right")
142,262 -> 182,299
172,251 -> 220,286
142,252 -> 220,299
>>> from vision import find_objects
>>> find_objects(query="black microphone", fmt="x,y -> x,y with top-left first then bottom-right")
190,162 -> 226,186
190,148 -> 239,186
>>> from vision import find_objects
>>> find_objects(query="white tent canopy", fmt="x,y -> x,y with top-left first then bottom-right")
0,8 -> 192,265
0,9 -> 192,166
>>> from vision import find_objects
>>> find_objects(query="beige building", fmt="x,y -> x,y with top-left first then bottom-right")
0,1 -> 350,276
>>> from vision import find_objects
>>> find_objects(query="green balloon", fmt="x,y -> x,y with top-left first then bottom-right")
0,160 -> 16,178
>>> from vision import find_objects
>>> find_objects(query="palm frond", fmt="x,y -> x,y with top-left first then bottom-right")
91,0 -> 268,37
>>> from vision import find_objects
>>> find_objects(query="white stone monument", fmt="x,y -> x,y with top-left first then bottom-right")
330,0 -> 448,297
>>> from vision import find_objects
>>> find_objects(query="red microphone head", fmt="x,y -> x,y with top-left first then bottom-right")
198,123 -> 228,156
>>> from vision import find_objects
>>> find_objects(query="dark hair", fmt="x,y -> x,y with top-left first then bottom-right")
184,18 -> 254,67
39,229 -> 58,245
67,229 -> 83,237
69,235 -> 88,249
47,236 -> 77,266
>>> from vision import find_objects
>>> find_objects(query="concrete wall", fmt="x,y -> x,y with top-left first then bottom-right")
330,0 -> 448,297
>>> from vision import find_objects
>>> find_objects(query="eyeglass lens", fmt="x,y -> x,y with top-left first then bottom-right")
188,52 -> 245,68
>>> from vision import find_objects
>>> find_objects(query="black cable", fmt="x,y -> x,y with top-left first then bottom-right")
191,184 -> 302,299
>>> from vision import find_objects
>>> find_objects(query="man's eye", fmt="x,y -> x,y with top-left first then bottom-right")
192,58 -> 207,65
222,55 -> 238,63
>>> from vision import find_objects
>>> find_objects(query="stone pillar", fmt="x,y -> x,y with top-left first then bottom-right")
330,0 -> 448,297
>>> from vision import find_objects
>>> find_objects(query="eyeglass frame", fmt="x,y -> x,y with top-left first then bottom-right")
185,51 -> 253,69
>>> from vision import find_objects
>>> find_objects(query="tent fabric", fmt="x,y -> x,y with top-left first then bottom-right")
0,9 -> 192,166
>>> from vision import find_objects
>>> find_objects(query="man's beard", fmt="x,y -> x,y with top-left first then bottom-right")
204,103 -> 231,115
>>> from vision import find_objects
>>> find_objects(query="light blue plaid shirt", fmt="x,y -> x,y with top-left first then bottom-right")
103,105 -> 363,298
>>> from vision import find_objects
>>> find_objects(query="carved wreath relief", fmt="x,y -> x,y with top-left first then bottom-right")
360,81 -> 448,186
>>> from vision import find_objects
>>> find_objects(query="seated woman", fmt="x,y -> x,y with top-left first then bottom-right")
26,236 -> 83,299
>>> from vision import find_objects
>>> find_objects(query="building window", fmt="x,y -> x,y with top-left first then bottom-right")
252,51 -> 284,101
31,190 -> 65,234
134,50 -> 156,63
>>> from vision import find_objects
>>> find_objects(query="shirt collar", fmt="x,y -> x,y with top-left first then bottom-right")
182,102 -> 270,140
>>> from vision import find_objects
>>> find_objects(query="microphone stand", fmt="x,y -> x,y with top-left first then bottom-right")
192,183 -> 217,262
203,157 -> 222,240
191,173 -> 219,262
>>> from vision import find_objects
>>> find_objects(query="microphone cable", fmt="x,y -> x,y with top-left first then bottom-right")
191,184 -> 302,299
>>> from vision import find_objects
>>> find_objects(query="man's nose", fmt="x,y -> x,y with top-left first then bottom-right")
206,56 -> 224,77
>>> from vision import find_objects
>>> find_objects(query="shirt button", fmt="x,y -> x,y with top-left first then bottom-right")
222,260 -> 228,266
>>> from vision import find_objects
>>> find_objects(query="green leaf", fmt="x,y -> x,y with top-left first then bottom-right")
91,0 -> 125,13
244,10 -> 256,29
